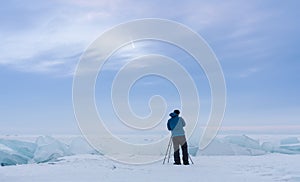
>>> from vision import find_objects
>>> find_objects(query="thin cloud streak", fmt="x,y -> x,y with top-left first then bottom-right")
0,0 -> 280,77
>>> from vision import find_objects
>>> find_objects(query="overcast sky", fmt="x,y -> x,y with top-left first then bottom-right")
0,0 -> 299,134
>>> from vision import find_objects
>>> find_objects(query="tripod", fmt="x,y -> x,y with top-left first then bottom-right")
163,137 -> 194,165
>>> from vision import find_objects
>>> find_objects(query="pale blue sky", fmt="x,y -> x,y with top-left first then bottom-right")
0,0 -> 299,134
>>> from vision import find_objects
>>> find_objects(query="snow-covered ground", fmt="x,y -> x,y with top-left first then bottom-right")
1,153 -> 300,182
1,135 -> 300,182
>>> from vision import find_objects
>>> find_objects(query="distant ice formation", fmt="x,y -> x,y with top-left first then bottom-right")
0,135 -> 300,166
198,135 -> 300,156
0,136 -> 97,166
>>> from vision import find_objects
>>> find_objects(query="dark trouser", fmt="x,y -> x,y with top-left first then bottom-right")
172,135 -> 189,164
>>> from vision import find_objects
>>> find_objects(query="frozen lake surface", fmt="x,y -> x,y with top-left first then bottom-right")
1,135 -> 300,182
1,153 -> 300,182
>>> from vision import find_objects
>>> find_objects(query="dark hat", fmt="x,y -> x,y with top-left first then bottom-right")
173,109 -> 180,114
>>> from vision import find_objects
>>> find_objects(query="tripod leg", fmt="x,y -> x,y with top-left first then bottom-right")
167,139 -> 172,163
188,154 -> 194,164
163,137 -> 172,164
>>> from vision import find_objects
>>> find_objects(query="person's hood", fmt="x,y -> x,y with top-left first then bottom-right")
169,112 -> 178,118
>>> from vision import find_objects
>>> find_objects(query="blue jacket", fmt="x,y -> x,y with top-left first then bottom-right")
167,113 -> 186,137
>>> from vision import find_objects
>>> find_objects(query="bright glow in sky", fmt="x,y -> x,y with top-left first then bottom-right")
0,0 -> 299,134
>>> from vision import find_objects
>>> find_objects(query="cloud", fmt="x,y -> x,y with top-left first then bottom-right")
1,0 -> 157,76
1,44 -> 82,76
239,67 -> 261,78
0,0 -> 283,77
0,3 -> 100,76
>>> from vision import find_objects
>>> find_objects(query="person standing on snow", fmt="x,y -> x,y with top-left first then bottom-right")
167,109 -> 189,165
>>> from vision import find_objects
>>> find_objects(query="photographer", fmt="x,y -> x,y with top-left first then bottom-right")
167,109 -> 189,165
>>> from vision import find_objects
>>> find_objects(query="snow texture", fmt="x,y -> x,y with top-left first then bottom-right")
1,153 -> 300,182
